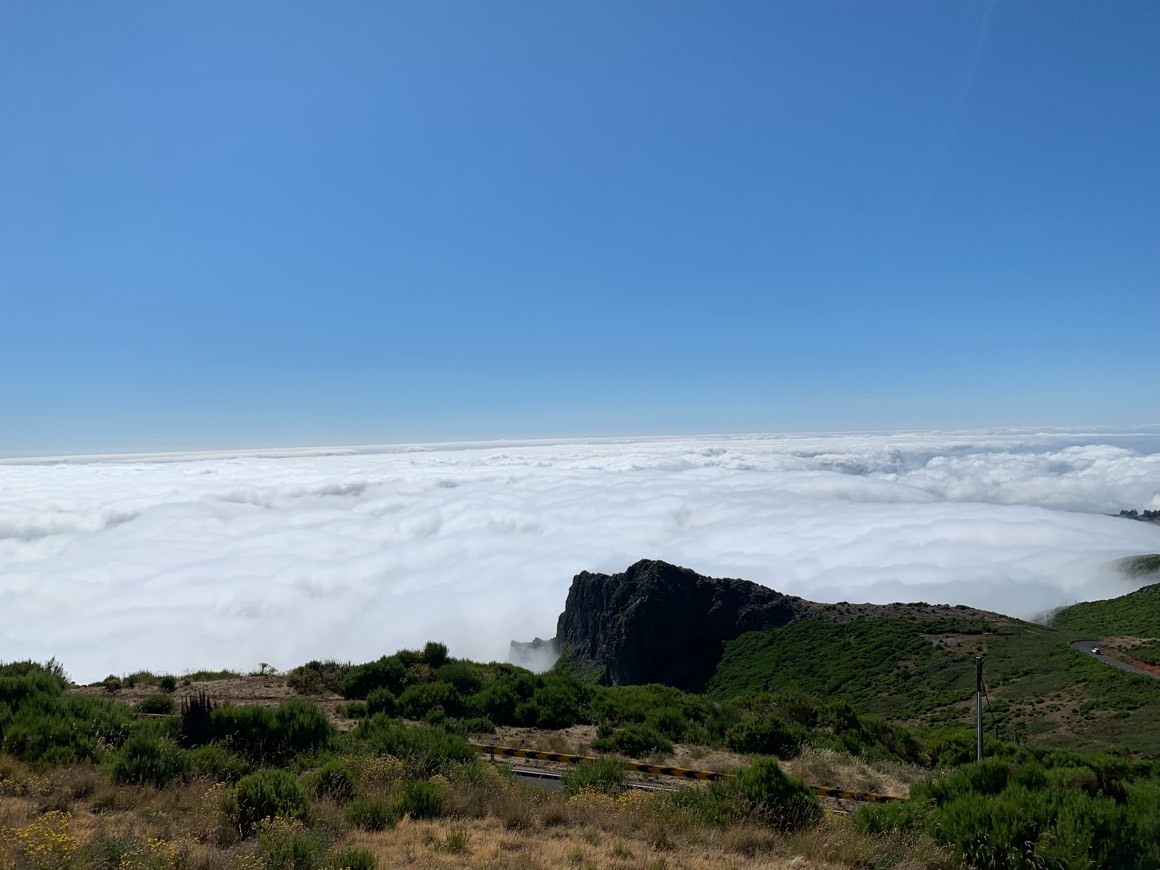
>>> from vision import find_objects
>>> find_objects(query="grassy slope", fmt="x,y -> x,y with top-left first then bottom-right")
708,614 -> 1160,755
1051,580 -> 1160,638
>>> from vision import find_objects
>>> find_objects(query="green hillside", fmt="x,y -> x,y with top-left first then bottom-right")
708,613 -> 1160,755
1052,578 -> 1160,638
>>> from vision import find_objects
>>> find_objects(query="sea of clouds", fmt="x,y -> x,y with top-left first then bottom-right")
2,428 -> 1160,682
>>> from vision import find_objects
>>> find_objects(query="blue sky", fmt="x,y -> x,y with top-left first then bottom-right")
1,1 -> 1157,455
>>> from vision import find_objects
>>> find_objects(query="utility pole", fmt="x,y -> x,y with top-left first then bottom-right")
976,656 -> 984,762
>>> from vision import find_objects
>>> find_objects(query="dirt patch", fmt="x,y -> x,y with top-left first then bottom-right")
70,674 -> 353,727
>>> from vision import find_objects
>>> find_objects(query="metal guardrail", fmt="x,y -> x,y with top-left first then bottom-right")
470,742 -> 906,803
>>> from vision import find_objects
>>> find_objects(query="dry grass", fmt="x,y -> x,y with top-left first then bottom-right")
0,747 -> 954,870
781,748 -> 920,800
340,815 -> 850,869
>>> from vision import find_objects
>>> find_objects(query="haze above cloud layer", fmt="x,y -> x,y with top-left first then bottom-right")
3,429 -> 1160,682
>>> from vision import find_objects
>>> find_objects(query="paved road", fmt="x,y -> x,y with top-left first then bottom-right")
1070,640 -> 1160,680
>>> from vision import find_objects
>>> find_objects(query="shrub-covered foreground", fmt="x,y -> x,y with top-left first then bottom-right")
0,659 -> 950,868
4,654 -> 1160,868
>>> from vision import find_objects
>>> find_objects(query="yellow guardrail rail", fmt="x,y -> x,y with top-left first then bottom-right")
470,742 -> 906,803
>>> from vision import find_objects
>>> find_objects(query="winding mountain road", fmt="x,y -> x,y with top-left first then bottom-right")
1070,640 -> 1160,680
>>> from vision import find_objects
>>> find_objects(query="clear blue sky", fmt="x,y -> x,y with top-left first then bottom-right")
2,2 -> 1157,455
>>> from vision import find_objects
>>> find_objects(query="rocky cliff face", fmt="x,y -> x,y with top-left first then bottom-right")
553,559 -> 814,691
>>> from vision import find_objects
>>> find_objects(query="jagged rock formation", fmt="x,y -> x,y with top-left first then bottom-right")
552,559 -> 815,691
534,558 -> 1010,692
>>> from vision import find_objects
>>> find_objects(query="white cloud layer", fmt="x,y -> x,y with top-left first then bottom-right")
2,429 -> 1159,682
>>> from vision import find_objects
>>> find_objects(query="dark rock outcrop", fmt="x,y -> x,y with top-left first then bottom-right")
553,559 -> 814,691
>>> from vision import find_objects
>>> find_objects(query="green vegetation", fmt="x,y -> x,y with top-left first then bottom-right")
857,755 -> 1160,869
708,617 -> 994,716
1052,579 -> 1160,637
224,769 -> 311,835
7,576 -> 1160,869
562,757 -> 628,796
709,614 -> 1160,755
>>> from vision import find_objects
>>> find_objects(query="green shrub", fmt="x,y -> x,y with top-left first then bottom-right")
135,694 -> 176,716
562,757 -> 627,797
423,642 -> 449,668
734,759 -> 821,831
0,677 -> 133,764
287,660 -> 350,696
469,670 -> 537,726
339,656 -> 407,700
251,818 -> 334,869
112,733 -> 186,788
158,675 -> 177,693
76,834 -> 155,868
326,848 -> 376,870
210,699 -> 333,765
855,759 -> 1160,870
224,770 -> 310,836
310,758 -> 355,803
185,745 -> 250,782
344,701 -> 368,718
399,779 -> 443,819
592,723 -> 673,758
436,662 -> 483,695
518,675 -> 590,729
124,670 -> 156,689
346,797 -> 399,831
725,715 -> 807,759
659,780 -> 748,826
365,688 -> 396,717
398,681 -> 456,719
353,717 -> 474,776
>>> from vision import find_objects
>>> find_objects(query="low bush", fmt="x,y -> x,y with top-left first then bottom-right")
327,848 -> 376,870
562,757 -> 627,797
365,688 -> 396,717
353,717 -> 474,776
734,759 -> 821,831
725,715 -> 808,759
1,686 -> 133,764
399,779 -> 443,819
310,758 -> 355,803
660,780 -> 749,826
518,675 -> 591,729
398,681 -> 456,719
423,642 -> 449,668
855,759 -> 1160,869
135,693 -> 176,715
251,816 -> 334,869
210,699 -> 333,765
287,659 -> 350,696
436,662 -> 483,695
346,797 -> 399,831
339,656 -> 407,700
224,769 -> 310,836
185,744 -> 250,782
112,732 -> 186,788
592,723 -> 673,757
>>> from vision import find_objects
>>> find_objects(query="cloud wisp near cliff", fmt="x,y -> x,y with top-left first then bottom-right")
2,429 -> 1159,681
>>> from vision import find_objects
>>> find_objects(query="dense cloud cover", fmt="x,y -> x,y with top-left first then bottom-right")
2,429 -> 1159,682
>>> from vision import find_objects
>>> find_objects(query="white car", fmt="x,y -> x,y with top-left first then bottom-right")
1091,646 -> 1102,655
